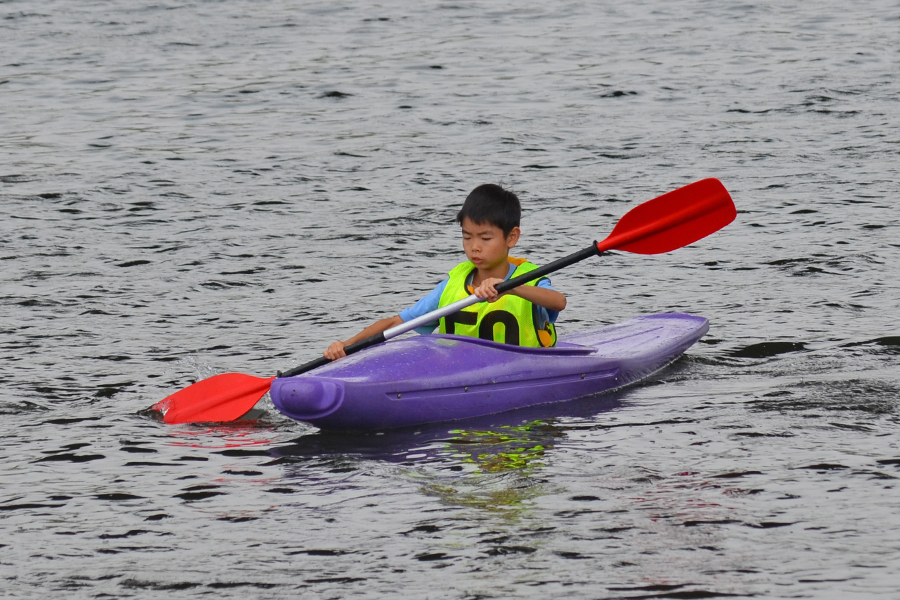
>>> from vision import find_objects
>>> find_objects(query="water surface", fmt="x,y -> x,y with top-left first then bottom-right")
1,0 -> 898,597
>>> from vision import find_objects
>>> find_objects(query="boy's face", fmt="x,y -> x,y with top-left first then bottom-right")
460,217 -> 520,271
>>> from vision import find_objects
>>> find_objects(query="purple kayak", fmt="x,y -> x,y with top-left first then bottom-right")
270,313 -> 708,431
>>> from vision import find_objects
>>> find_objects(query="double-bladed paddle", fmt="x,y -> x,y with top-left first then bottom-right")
151,177 -> 735,424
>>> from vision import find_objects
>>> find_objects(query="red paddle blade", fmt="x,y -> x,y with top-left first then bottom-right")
597,178 -> 735,254
151,373 -> 275,424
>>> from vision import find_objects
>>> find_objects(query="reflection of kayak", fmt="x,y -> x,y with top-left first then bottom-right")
270,313 -> 708,431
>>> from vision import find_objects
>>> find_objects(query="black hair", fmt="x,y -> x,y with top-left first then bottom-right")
455,184 -> 521,236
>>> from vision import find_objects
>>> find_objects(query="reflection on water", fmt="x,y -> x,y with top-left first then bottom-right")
421,421 -> 561,514
446,421 -> 556,474
271,398 -> 619,516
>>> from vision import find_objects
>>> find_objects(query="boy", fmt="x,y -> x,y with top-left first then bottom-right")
324,184 -> 566,359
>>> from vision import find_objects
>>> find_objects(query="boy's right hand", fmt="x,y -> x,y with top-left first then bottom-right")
324,341 -> 347,360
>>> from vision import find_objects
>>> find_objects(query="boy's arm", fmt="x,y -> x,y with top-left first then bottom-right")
473,278 -> 567,312
510,285 -> 567,312
324,315 -> 403,360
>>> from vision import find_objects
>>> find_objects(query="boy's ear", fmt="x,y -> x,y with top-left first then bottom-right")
506,226 -> 521,248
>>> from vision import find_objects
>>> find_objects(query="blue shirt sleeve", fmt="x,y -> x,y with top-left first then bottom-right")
535,277 -> 560,324
398,279 -> 447,334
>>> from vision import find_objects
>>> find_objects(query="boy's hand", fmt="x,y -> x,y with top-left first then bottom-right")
324,341 -> 347,360
473,277 -> 504,303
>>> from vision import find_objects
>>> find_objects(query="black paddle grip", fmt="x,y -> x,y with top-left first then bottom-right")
494,243 -> 600,295
278,332 -> 387,378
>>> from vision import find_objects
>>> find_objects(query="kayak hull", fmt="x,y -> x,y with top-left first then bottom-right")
270,313 -> 708,431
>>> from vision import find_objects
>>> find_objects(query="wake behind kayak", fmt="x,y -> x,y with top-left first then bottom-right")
270,313 -> 708,431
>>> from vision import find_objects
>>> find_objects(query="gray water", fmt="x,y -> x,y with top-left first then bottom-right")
2,0 -> 899,597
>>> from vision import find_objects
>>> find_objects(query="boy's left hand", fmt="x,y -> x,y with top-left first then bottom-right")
473,278 -> 504,303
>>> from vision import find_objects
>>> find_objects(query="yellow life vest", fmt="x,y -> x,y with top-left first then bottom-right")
438,258 -> 557,347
